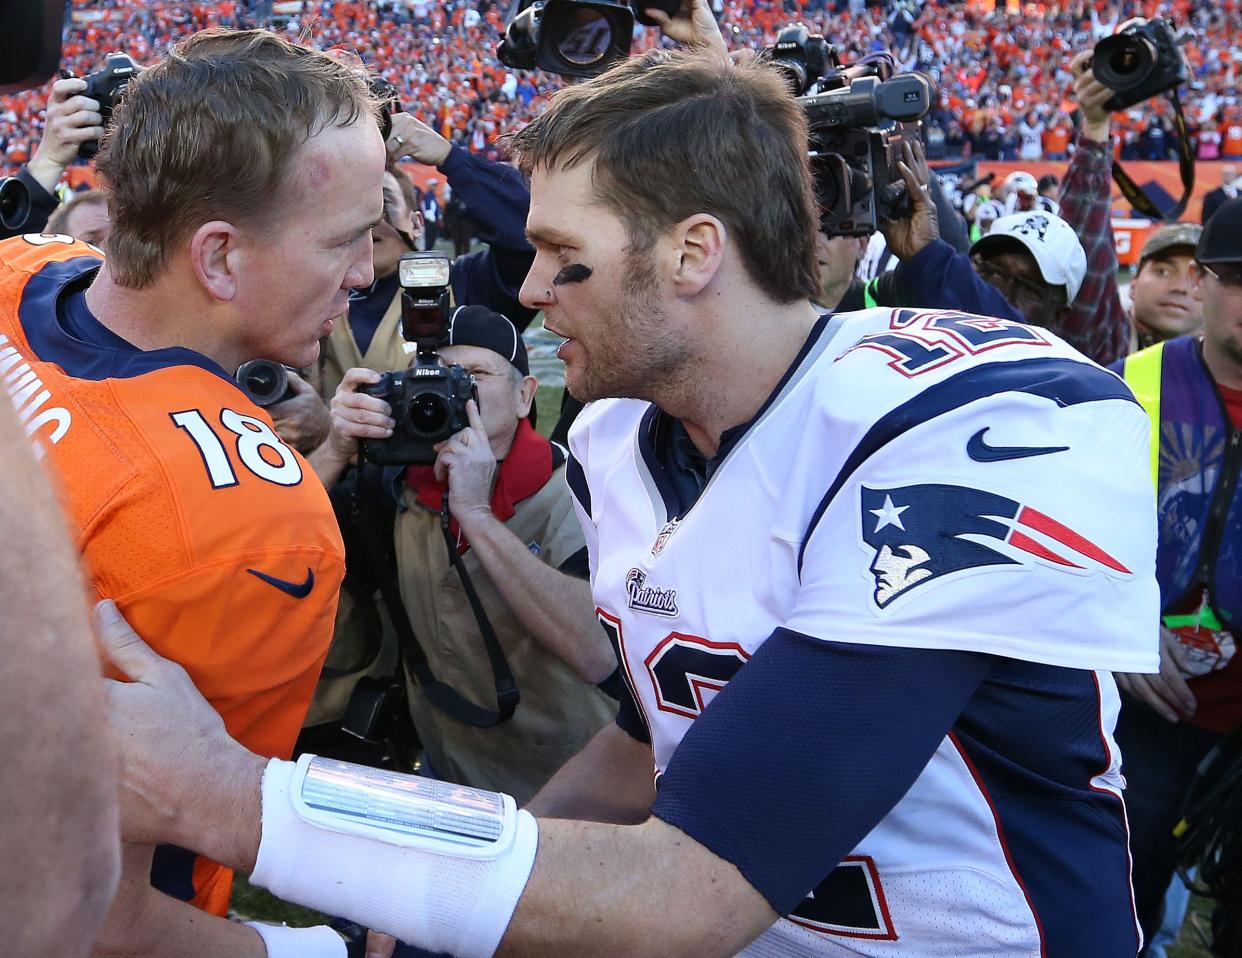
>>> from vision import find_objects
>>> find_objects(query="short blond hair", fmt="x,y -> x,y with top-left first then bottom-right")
95,29 -> 378,288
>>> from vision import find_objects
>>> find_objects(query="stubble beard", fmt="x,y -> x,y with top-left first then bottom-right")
567,248 -> 693,405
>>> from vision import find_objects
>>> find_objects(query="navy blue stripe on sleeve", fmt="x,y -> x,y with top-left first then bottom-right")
565,452 -> 592,518
650,628 -> 989,915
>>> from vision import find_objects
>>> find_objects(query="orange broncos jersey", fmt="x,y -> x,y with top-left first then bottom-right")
0,234 -> 344,915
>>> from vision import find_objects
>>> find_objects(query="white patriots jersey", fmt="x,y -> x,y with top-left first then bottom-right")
567,308 -> 1159,956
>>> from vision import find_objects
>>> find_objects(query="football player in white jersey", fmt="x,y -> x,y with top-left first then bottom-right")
98,43 -> 1159,958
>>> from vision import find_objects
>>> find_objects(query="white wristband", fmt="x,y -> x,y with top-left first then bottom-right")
243,922 -> 346,958
251,756 -> 538,958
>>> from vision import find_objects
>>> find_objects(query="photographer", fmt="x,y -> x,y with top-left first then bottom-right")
311,305 -> 618,803
0,77 -> 104,237
1050,50 -> 1134,367
841,139 -> 1084,330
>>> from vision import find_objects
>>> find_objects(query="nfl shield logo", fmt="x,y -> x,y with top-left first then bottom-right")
651,517 -> 681,556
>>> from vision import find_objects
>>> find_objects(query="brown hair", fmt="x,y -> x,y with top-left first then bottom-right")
95,29 -> 378,288
507,50 -> 819,304
46,190 -> 107,236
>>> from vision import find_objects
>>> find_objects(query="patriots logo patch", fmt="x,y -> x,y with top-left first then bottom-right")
860,483 -> 1131,610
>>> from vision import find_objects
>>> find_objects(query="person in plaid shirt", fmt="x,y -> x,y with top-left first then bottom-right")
1053,50 -> 1134,368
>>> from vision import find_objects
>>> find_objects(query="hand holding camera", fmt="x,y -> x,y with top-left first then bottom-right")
26,77 -> 104,193
638,0 -> 730,66
1069,50 -> 1115,144
881,139 -> 940,261
432,399 -> 497,529
326,367 -> 396,466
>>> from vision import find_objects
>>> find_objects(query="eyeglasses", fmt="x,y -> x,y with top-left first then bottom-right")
971,255 -> 1058,314
1200,262 -> 1242,288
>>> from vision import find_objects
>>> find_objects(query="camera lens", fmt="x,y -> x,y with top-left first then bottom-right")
407,391 -> 450,437
235,359 -> 289,407
1094,35 -> 1155,91
552,8 -> 613,66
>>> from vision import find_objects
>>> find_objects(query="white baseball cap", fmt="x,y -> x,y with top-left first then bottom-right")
971,210 -> 1087,303
1004,171 -> 1038,196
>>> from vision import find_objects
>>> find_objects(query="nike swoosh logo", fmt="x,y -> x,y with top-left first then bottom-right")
966,428 -> 1069,462
247,567 -> 315,599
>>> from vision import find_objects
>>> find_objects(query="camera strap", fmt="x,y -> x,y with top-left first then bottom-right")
1111,88 -> 1195,221
348,467 -> 519,728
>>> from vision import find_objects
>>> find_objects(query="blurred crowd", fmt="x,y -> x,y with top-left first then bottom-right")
5,0 -> 1242,178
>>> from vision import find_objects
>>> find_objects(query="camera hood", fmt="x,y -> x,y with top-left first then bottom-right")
498,0 -> 634,79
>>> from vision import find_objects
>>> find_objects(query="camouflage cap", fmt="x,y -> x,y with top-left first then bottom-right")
1140,222 -> 1203,266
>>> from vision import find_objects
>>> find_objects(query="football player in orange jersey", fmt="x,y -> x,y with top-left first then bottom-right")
0,28 -> 384,956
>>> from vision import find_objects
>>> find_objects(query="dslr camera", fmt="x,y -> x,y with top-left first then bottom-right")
765,26 -> 933,237
360,251 -> 478,465
76,51 -> 140,159
1092,18 -> 1187,112
497,0 -> 678,79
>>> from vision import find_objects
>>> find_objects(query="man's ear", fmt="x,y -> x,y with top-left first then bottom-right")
410,209 -> 425,242
516,374 -> 538,418
670,214 -> 726,297
1189,260 -> 1205,297
189,221 -> 241,302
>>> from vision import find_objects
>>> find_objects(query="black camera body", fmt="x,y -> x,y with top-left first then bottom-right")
765,23 -> 833,97
361,364 -> 476,465
1092,17 -> 1187,112
367,73 -> 401,141
77,51 -> 140,159
359,251 -> 478,465
497,0 -> 678,79
235,359 -> 296,407
800,73 -> 933,237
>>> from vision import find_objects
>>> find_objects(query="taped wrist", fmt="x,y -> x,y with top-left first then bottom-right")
251,756 -> 538,958
244,922 -> 347,957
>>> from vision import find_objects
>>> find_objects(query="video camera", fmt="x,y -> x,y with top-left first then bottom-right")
360,251 -> 478,465
497,0 -> 678,79
75,51 -> 140,159
765,25 -> 934,237
1092,17 -> 1187,112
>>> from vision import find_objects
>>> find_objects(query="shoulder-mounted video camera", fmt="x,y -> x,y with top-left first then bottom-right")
360,251 -> 477,465
1092,17 -> 1187,112
764,26 -> 933,238
497,0 -> 678,79
75,51 -> 140,159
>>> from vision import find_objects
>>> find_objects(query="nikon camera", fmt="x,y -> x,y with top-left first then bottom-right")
360,251 -> 477,465
765,25 -> 934,237
77,52 -> 140,159
1092,17 -> 1187,112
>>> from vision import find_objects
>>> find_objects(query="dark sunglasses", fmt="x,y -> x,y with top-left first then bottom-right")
1200,262 -> 1242,288
971,255 -> 1057,311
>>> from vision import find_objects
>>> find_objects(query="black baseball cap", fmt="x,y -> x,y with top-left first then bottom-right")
445,305 -> 529,376
1197,197 -> 1242,264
